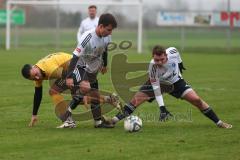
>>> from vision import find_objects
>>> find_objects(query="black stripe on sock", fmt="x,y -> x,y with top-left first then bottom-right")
202,107 -> 220,124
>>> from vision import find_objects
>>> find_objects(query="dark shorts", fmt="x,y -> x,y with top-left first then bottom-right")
53,66 -> 98,95
72,66 -> 89,85
139,79 -> 191,102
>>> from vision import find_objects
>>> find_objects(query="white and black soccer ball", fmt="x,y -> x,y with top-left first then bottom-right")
124,115 -> 142,132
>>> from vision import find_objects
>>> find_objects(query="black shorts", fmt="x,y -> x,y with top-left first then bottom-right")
139,79 -> 191,102
53,66 -> 90,95
72,66 -> 89,86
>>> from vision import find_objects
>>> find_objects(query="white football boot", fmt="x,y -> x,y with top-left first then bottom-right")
217,120 -> 232,129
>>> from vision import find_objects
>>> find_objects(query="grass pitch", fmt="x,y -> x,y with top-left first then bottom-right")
0,47 -> 240,160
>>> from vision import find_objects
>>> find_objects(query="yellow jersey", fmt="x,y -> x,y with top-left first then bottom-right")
34,52 -> 72,87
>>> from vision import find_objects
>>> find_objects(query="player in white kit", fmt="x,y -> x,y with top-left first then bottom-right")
58,13 -> 117,128
110,45 -> 232,129
77,5 -> 99,43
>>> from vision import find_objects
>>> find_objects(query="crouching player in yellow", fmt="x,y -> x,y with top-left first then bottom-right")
21,52 -> 119,127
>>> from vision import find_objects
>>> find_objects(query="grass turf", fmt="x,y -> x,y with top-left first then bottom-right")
0,47 -> 239,160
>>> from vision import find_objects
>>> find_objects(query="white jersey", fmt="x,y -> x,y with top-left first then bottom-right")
148,47 -> 183,107
73,28 -> 111,73
77,17 -> 99,43
149,47 -> 183,84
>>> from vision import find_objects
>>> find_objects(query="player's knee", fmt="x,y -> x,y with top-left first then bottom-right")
130,92 -> 148,107
192,97 -> 203,107
80,81 -> 90,94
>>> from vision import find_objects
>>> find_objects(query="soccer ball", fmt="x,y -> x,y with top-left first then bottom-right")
124,115 -> 142,132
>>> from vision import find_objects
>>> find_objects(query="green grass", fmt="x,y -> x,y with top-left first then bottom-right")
0,47 -> 240,160
1,28 -> 240,52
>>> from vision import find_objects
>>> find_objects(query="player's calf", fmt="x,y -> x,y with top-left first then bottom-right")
111,103 -> 136,124
201,107 -> 232,128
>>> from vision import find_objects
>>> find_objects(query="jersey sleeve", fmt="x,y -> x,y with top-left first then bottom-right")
168,47 -> 182,63
176,49 -> 182,63
73,32 -> 92,57
148,61 -> 165,107
69,33 -> 91,77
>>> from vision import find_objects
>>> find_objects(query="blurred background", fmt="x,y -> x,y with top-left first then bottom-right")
0,0 -> 239,53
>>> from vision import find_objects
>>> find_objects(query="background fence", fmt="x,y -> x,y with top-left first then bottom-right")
0,0 -> 239,53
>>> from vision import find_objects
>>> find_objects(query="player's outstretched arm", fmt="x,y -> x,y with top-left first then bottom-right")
66,54 -> 79,89
29,86 -> 42,127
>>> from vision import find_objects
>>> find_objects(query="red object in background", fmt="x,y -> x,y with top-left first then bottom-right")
221,11 -> 240,28
0,0 -> 5,8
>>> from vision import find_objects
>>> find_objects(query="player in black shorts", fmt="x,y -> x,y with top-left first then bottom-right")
58,13 -> 118,128
109,45 -> 232,129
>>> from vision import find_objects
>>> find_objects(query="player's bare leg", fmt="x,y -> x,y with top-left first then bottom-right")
49,84 -> 69,118
88,81 -> 114,128
83,93 -> 121,111
130,92 -> 151,107
50,83 -> 121,126
182,89 -> 232,129
57,80 -> 91,128
109,92 -> 152,124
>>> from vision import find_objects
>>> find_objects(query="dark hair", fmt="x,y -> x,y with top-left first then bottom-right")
21,64 -> 32,79
152,45 -> 166,56
98,13 -> 117,28
88,5 -> 97,9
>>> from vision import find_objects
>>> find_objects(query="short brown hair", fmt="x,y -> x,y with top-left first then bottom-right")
88,5 -> 97,9
98,13 -> 117,28
152,45 -> 166,56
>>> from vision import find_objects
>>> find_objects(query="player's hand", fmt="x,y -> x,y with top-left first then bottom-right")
29,115 -> 38,127
100,66 -> 108,74
83,96 -> 90,110
159,109 -> 173,122
66,78 -> 74,89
